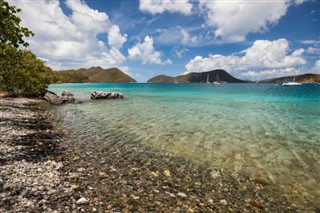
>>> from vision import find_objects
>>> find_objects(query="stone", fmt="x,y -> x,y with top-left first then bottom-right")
70,185 -> 78,191
164,170 -> 171,177
220,199 -> 228,205
177,192 -> 187,198
77,167 -> 86,172
44,90 -> 81,105
61,91 -> 74,97
44,91 -> 63,105
76,197 -> 89,205
73,156 -> 80,161
91,91 -> 124,100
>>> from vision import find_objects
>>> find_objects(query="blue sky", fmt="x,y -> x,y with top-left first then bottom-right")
10,0 -> 319,82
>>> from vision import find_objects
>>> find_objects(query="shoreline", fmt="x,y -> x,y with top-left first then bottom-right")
0,93 -> 305,212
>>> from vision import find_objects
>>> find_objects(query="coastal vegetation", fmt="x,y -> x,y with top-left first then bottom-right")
0,0 -> 53,97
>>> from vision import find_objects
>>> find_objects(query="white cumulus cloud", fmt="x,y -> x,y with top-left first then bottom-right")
185,38 -> 306,79
108,25 -> 127,49
139,0 -> 193,15
311,60 -> 320,74
198,0 -> 290,42
128,36 -> 172,65
9,0 -> 126,70
241,67 -> 300,80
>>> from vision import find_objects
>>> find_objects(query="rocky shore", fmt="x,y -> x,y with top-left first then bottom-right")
0,93 -> 304,212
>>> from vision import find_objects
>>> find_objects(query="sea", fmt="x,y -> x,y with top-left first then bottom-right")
49,82 -> 320,208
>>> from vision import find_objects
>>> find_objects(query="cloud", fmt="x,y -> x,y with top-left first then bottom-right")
306,47 -> 319,54
198,0 -> 290,42
312,60 -> 320,74
293,0 -> 307,5
300,40 -> 320,45
241,67 -> 299,80
9,0 -> 126,70
172,45 -> 189,58
139,0 -> 192,15
185,38 -> 306,78
128,36 -> 172,65
108,25 -> 127,49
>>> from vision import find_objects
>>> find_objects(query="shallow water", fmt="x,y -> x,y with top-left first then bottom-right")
49,83 -> 320,208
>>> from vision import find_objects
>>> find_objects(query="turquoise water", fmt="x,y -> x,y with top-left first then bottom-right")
49,83 -> 320,206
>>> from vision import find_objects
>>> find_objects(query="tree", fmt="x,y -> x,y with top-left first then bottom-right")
0,44 -> 54,96
0,0 -> 54,97
0,0 -> 34,47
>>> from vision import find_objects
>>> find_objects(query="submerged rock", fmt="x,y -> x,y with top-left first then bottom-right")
91,91 -> 124,100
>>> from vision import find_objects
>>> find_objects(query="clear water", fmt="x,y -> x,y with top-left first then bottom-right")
49,83 -> 320,207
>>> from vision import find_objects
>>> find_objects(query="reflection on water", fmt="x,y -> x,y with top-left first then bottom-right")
50,83 -> 320,209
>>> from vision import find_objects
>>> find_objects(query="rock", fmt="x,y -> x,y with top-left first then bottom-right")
245,199 -> 264,209
76,197 -> 89,205
164,170 -> 171,177
177,192 -> 187,198
61,91 -> 74,97
77,168 -> 86,172
44,90 -> 82,105
150,171 -> 159,177
220,199 -> 228,205
91,91 -> 124,100
44,91 -> 63,105
73,156 -> 80,161
70,185 -> 78,191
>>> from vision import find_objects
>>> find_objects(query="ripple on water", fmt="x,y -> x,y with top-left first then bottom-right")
51,83 -> 320,210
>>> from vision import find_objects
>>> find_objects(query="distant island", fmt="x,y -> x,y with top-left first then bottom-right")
147,69 -> 245,83
148,70 -> 320,84
53,67 -> 136,83
261,73 -> 320,83
52,66 -> 320,84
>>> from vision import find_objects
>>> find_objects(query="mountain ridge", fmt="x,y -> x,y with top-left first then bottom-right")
261,73 -> 320,83
147,69 -> 245,83
53,67 -> 136,83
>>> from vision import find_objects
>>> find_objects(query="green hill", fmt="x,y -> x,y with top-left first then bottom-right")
53,67 -> 136,83
147,69 -> 245,83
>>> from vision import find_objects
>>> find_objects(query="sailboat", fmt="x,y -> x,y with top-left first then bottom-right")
212,74 -> 220,86
282,69 -> 301,86
206,74 -> 210,84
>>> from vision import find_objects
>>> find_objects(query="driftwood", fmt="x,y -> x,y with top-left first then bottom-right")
91,91 -> 124,100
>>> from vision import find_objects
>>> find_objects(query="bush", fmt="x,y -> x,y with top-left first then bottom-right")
0,44 -> 54,97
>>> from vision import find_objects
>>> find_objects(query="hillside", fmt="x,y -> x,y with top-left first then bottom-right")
147,69 -> 245,83
53,67 -> 136,83
262,73 -> 320,83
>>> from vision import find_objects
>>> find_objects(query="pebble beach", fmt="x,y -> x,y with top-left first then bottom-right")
0,93 -> 311,212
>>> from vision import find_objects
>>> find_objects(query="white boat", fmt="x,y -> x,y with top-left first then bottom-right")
212,74 -> 220,86
282,70 -> 301,86
282,82 -> 302,86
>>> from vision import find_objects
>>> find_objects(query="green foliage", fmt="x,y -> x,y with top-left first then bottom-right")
53,71 -> 89,83
0,0 -> 53,97
0,44 -> 54,97
0,0 -> 34,47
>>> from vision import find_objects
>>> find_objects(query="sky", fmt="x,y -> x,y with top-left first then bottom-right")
9,0 -> 320,82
